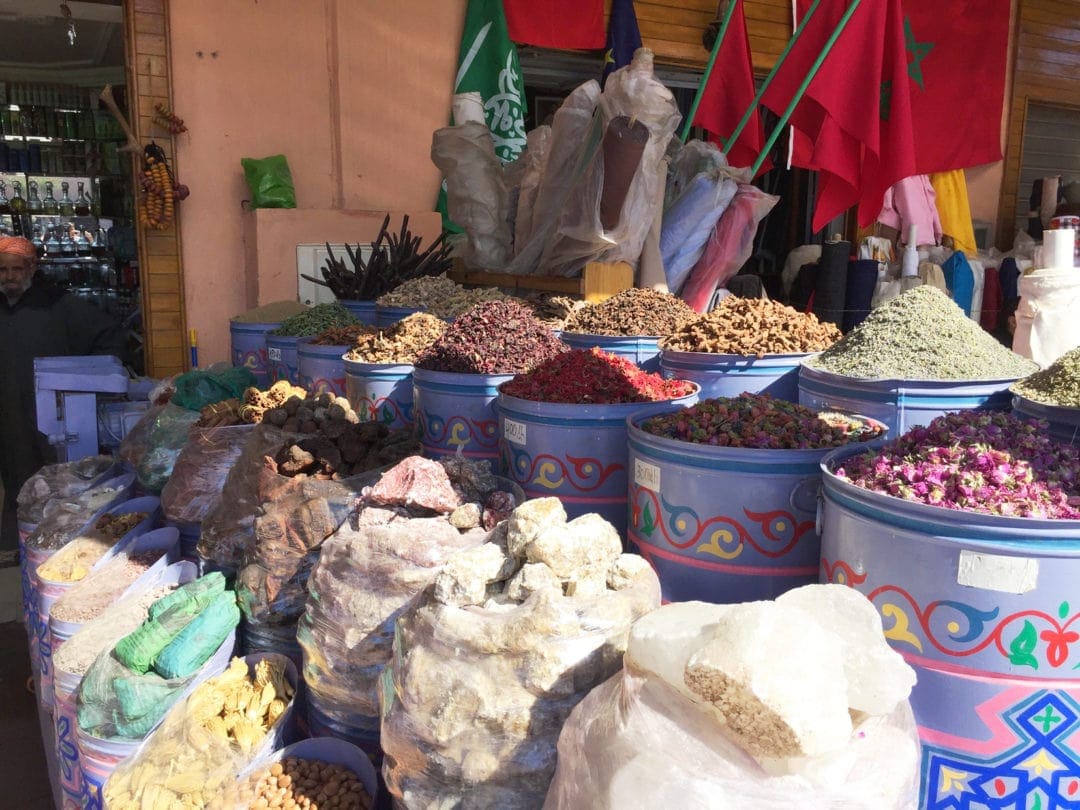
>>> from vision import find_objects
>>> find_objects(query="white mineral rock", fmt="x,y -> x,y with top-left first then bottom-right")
607,554 -> 652,590
776,584 -> 915,715
434,543 -> 514,607
506,562 -> 562,602
525,512 -> 622,580
683,601 -> 853,759
449,502 -> 482,530
506,497 -> 567,560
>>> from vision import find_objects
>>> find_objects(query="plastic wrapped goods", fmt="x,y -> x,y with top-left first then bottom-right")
543,586 -> 920,809
119,402 -> 202,493
103,654 -> 296,810
161,425 -> 255,527
25,476 -> 133,554
299,457 -> 519,738
660,171 -> 738,295
680,183 -> 780,312
16,456 -> 120,526
380,498 -> 661,809
431,121 -> 513,270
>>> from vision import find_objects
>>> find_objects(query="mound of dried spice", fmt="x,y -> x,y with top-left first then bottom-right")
268,303 -> 359,338
501,348 -> 695,404
640,394 -> 884,450
377,274 -> 507,319
564,288 -> 697,337
662,297 -> 840,356
835,411 -> 1080,519
308,323 -> 378,346
807,286 -> 1038,381
415,300 -> 567,375
345,313 -> 447,364
1011,347 -> 1080,408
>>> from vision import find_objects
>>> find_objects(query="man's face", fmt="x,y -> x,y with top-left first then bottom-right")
0,253 -> 35,302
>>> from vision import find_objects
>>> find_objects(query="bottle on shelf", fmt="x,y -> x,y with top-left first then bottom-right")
42,181 -> 59,215
30,224 -> 44,256
58,181 -> 74,216
0,181 -> 10,216
74,181 -> 91,216
27,180 -> 43,214
89,187 -> 101,218
9,180 -> 26,215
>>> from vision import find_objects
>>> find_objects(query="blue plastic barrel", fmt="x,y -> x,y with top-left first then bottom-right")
660,350 -> 813,401
798,364 -> 1016,436
559,332 -> 662,371
339,299 -> 377,325
819,444 -> 1080,810
376,305 -> 423,327
412,368 -> 513,461
297,339 -> 349,397
305,696 -> 382,762
230,321 -> 280,387
498,387 -> 699,537
1012,394 -> 1080,444
241,619 -> 304,673
343,358 -> 414,429
627,403 -> 884,604
266,333 -> 301,384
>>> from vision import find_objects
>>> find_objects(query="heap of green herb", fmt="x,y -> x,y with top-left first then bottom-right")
268,303 -> 359,338
1011,347 -> 1080,407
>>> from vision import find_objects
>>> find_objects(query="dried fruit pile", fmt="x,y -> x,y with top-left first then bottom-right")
345,313 -> 447,364
835,411 -> 1080,518
269,303 -> 360,338
1011,346 -> 1080,408
502,348 -> 695,404
235,758 -> 374,810
376,273 -> 506,319
564,288 -> 697,336
415,300 -> 567,375
640,394 -> 884,450
662,297 -> 841,356
808,286 -> 1038,380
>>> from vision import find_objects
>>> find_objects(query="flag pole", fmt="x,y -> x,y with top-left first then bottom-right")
722,0 -> 822,153
679,0 -> 739,143
750,0 -> 862,176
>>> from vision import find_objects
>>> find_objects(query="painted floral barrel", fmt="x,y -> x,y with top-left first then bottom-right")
799,365 -> 1017,436
230,321 -> 280,388
266,333 -> 301,384
343,358 -> 414,429
559,332 -> 662,372
660,349 -> 813,402
297,339 -> 349,397
412,368 -> 512,462
497,387 -> 699,537
820,444 -> 1080,810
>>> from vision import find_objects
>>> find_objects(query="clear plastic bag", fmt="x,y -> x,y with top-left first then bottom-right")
236,463 -> 379,627
198,424 -> 294,570
431,121 -> 513,270
680,183 -> 780,311
543,663 -> 920,810
659,171 -> 739,295
119,402 -> 202,494
162,425 -> 255,527
380,567 -> 660,808
511,125 -> 552,253
16,456 -> 121,526
25,473 -> 135,553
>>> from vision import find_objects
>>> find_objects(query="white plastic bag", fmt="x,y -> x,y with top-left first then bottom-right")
1014,268 -> 1080,367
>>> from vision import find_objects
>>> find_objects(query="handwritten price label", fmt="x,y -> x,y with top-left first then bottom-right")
634,459 -> 661,491
267,347 -> 282,362
503,419 -> 527,446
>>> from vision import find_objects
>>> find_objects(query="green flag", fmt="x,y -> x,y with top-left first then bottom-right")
437,0 -> 527,229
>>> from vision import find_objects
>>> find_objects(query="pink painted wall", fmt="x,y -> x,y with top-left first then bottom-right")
168,0 -> 466,364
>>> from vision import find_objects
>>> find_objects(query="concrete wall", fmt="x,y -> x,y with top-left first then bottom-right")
168,0 -> 465,364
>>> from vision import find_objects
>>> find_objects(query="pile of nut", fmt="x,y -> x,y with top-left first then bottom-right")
662,297 -> 841,356
235,759 -> 374,810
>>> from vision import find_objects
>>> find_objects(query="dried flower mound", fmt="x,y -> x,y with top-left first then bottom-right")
415,299 -> 568,375
1011,346 -> 1080,408
502,348 -> 695,404
641,394 -> 884,450
345,313 -> 447,364
808,286 -> 1038,381
565,288 -> 697,337
835,411 -> 1080,519
662,297 -> 841,356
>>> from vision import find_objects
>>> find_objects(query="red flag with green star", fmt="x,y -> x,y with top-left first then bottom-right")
796,0 -> 1010,173
763,0 -> 916,232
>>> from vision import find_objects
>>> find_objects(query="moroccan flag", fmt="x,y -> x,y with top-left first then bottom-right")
763,0 -> 916,232
503,0 -> 605,50
691,0 -> 767,172
602,0 -> 642,87
455,0 -> 527,162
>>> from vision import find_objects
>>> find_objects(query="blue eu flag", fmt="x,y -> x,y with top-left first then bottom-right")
602,0 -> 642,87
